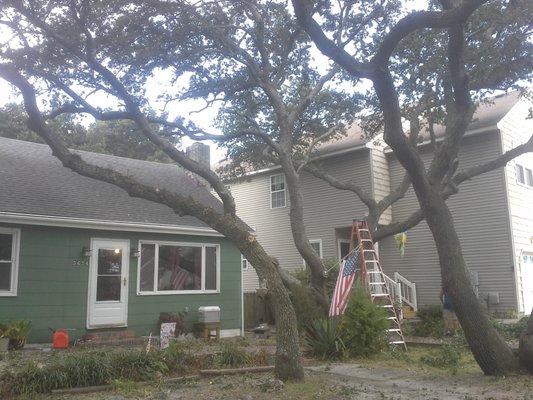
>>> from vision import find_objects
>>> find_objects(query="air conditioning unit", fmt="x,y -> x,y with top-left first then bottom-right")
198,306 -> 220,323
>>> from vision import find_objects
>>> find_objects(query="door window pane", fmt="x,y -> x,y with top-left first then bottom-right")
97,249 -> 122,275
0,262 -> 11,291
0,234 -> 12,261
139,244 -> 155,292
96,276 -> 121,301
158,245 -> 201,291
205,247 -> 217,290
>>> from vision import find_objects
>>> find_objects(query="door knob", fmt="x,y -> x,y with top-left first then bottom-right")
123,277 -> 127,286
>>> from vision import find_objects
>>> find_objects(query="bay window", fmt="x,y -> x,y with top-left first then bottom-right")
137,241 -> 219,294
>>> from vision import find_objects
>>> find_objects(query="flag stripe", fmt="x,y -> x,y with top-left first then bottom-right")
329,246 -> 360,317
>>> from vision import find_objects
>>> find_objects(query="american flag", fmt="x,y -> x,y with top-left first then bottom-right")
329,246 -> 361,317
170,267 -> 190,290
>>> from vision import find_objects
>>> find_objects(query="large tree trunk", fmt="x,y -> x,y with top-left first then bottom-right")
282,161 -> 329,312
239,238 -> 304,381
422,191 -> 518,374
518,310 -> 533,372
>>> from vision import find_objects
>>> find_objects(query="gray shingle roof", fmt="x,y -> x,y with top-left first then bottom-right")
0,137 -> 225,230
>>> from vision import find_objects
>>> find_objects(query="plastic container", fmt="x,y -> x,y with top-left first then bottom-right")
198,306 -> 220,323
52,329 -> 69,349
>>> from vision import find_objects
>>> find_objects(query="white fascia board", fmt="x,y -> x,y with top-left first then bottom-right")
232,143 -> 370,179
0,212 -> 224,237
383,125 -> 499,154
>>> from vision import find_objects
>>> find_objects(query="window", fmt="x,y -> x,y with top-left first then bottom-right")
338,239 -> 351,260
241,254 -> 251,270
270,174 -> 286,208
526,168 -> 533,187
303,239 -> 323,267
137,241 -> 219,294
516,164 -> 525,184
0,227 -> 20,296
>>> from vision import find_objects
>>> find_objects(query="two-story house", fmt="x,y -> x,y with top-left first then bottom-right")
226,92 -> 533,318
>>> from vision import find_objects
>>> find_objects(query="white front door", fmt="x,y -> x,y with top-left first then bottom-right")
87,239 -> 129,328
522,253 -> 533,315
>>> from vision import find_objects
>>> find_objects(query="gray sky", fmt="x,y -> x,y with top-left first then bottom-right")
0,0 -> 429,163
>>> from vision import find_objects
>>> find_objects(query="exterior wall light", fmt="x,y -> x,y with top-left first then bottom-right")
131,248 -> 141,258
82,246 -> 92,257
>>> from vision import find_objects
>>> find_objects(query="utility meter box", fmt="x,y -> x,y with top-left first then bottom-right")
198,306 -> 221,323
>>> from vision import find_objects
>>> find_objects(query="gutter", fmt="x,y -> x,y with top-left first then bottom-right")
229,142 -> 370,179
0,212 -> 224,237
383,125 -> 499,154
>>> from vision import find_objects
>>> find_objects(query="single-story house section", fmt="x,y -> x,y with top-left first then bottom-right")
0,137 -> 243,343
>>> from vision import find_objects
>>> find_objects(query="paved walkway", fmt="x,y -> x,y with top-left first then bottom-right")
306,364 -> 532,399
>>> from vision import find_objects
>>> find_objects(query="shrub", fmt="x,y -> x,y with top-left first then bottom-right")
420,343 -> 462,374
413,306 -> 444,337
338,286 -> 390,357
303,317 -> 345,360
217,341 -> 250,367
491,316 -> 529,341
0,349 -> 169,396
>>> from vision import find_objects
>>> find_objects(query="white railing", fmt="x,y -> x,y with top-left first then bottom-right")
394,272 -> 417,312
383,273 -> 403,319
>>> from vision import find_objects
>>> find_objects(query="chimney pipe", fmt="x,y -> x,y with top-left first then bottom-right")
186,142 -> 211,169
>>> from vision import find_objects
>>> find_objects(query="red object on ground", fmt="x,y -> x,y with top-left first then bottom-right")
52,329 -> 69,349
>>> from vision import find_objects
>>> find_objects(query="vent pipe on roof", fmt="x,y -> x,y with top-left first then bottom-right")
186,142 -> 211,170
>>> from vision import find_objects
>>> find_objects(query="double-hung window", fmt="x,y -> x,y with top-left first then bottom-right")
516,163 -> 533,188
0,227 -> 20,296
270,174 -> 286,208
138,241 -> 219,294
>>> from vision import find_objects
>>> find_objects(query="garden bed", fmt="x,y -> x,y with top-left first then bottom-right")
0,337 -> 275,397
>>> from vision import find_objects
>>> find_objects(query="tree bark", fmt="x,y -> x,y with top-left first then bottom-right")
281,159 -> 330,312
518,309 -> 533,372
0,65 -> 304,382
422,190 -> 518,374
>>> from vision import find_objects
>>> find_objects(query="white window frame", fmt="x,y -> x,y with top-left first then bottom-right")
337,239 -> 351,261
136,240 -> 220,295
525,167 -> 533,187
515,163 -> 532,188
241,254 -> 251,270
270,174 -> 286,209
0,227 -> 20,297
303,239 -> 323,267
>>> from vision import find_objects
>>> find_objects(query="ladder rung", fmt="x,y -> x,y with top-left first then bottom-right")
367,270 -> 382,273
360,238 -> 373,242
382,305 -> 394,308
357,229 -> 370,232
387,329 -> 401,332
387,317 -> 398,320
362,249 -> 376,253
390,341 -> 405,345
369,282 -> 386,285
371,293 -> 389,298
364,260 -> 380,263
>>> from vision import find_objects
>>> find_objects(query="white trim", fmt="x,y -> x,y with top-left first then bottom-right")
231,143 -> 368,179
136,240 -> 221,295
0,212 -> 223,237
269,174 -> 287,209
337,239 -> 351,260
497,130 -> 523,313
383,125 -> 499,154
241,256 -> 245,337
0,227 -> 20,297
87,238 -> 130,329
303,239 -> 323,267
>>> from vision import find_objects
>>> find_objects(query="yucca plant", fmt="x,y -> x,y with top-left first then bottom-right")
303,317 -> 346,360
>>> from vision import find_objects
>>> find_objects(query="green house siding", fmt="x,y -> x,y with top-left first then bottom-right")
0,224 -> 242,343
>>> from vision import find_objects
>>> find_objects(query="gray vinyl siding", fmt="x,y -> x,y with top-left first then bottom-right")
370,143 -> 392,224
230,150 -> 373,292
498,99 -> 533,314
379,130 -> 517,313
